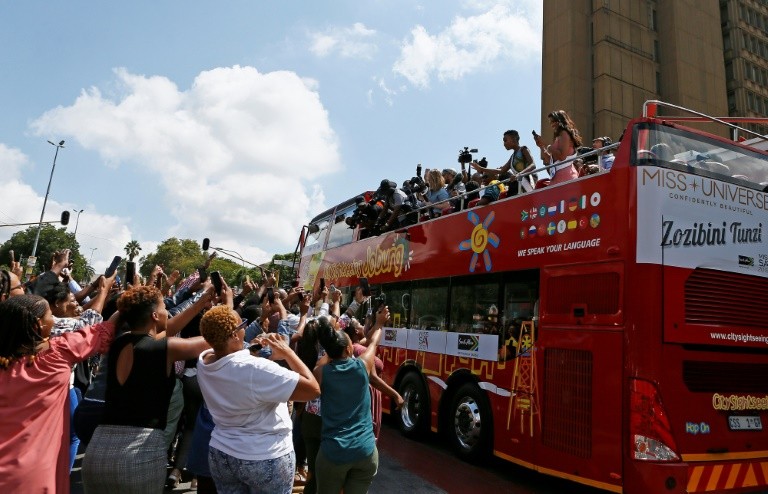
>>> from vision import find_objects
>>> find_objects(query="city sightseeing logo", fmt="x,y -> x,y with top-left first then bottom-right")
458,211 -> 500,272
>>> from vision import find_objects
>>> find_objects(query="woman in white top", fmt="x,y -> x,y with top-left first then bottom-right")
196,305 -> 320,494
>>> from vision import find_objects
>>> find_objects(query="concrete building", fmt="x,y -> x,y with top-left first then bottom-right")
541,0 -> 768,142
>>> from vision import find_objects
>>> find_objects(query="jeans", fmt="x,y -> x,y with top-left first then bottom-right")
209,447 -> 295,494
69,387 -> 81,472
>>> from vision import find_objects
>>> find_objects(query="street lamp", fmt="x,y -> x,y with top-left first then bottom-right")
73,208 -> 84,237
88,247 -> 98,265
30,140 -> 65,258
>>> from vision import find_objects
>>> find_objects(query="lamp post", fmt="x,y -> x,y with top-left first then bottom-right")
73,209 -> 84,237
88,247 -> 98,265
30,140 -> 65,258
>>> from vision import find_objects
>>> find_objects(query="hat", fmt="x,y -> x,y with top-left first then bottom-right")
442,168 -> 457,176
378,179 -> 396,191
354,195 -> 366,206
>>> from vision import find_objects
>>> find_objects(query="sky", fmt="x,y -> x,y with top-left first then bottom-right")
0,0 -> 543,273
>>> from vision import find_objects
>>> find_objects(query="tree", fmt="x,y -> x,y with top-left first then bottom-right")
0,225 -> 85,279
124,240 -> 142,261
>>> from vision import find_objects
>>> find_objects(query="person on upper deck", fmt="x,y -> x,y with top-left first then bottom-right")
592,136 -> 615,171
374,179 -> 416,232
534,110 -> 582,185
471,130 -> 536,195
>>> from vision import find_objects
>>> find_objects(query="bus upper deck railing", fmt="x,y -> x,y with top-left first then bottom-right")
408,142 -> 621,224
643,99 -> 768,143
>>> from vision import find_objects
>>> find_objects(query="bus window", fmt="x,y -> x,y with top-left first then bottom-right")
327,205 -> 357,249
304,218 -> 330,251
410,279 -> 448,331
450,275 -> 500,335
501,272 -> 539,351
378,282 -> 410,328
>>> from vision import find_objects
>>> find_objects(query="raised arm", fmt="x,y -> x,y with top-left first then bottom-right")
360,306 -> 390,375
81,273 -> 116,314
167,335 -> 210,368
263,333 -> 320,402
158,285 -> 216,338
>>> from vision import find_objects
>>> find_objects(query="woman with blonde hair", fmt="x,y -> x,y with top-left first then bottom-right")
534,109 -> 583,184
420,168 -> 450,217
197,305 -> 320,494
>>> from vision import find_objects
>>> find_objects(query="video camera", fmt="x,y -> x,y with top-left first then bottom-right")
404,175 -> 426,195
346,193 -> 385,230
458,147 -> 478,164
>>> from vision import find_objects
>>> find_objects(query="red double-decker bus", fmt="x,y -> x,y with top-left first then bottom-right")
296,102 -> 768,493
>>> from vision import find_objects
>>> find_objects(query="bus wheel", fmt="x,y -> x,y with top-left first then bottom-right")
398,372 -> 430,438
449,383 -> 492,462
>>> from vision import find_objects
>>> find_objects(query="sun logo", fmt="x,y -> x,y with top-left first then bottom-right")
458,211 -> 500,272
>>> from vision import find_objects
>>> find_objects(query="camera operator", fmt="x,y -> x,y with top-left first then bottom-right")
374,179 -> 417,232
346,195 -> 384,238
471,130 -> 536,195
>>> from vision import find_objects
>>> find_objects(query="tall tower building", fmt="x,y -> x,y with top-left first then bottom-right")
721,0 -> 768,137
541,0 -> 732,143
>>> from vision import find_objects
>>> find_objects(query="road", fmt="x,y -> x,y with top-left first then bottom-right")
71,417 -> 603,494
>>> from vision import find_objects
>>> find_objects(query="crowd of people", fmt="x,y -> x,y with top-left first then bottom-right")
0,107 -> 614,493
349,109 -> 616,236
0,248 -> 401,494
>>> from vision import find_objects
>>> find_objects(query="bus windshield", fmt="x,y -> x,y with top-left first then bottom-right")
634,122 -> 768,187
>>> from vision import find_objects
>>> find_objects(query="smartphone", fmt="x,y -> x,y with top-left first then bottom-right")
9,250 -> 14,263
105,256 -> 122,278
359,277 -> 370,296
125,261 -> 136,287
329,283 -> 337,294
210,271 -> 223,295
202,238 -> 210,251
266,286 -> 275,304
319,277 -> 326,291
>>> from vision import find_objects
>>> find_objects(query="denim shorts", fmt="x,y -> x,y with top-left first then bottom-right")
208,446 -> 295,494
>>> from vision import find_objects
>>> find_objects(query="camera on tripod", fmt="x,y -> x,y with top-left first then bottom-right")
458,147 -> 478,164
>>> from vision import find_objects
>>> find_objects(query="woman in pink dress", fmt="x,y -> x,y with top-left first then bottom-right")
534,110 -> 583,184
0,293 -> 117,493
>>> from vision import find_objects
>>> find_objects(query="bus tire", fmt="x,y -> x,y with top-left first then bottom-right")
398,372 -> 430,438
449,383 -> 492,462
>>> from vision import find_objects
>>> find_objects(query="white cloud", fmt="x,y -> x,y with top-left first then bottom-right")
309,22 -> 378,59
393,2 -> 541,88
0,143 -> 29,180
30,65 -> 341,263
0,146 -> 133,274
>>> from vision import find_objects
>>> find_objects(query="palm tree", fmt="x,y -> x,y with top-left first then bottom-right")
124,240 -> 142,261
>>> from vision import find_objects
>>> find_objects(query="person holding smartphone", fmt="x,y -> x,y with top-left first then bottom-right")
470,129 -> 537,195
313,306 -> 391,493
533,110 -> 583,185
196,305 -> 320,493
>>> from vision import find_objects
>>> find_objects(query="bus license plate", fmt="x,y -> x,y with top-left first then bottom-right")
728,416 -> 763,431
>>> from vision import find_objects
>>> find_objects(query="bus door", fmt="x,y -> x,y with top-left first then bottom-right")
535,263 -> 624,490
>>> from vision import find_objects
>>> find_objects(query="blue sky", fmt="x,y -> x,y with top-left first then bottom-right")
0,0 -> 542,272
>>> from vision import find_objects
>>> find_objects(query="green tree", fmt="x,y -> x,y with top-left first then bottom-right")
124,240 -> 142,261
0,225 -> 85,278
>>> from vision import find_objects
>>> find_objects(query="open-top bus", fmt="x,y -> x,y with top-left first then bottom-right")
295,102 -> 768,493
